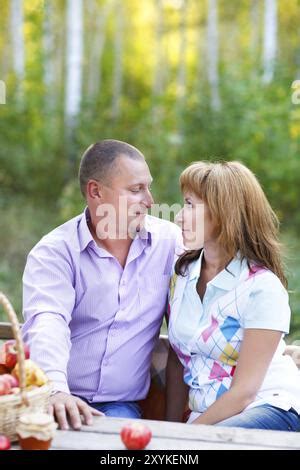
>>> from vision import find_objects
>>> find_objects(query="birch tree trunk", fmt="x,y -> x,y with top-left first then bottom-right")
172,0 -> 188,146
1,6 -> 10,82
152,0 -> 166,124
262,0 -> 277,84
111,0 -> 124,120
65,0 -> 83,129
0,80 -> 6,105
250,0 -> 260,56
152,0 -> 165,98
196,1 -> 205,87
86,0 -> 115,103
177,0 -> 188,104
10,0 -> 25,86
207,0 -> 221,111
43,0 -> 55,107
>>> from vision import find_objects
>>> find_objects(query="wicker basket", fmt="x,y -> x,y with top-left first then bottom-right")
0,292 -> 52,441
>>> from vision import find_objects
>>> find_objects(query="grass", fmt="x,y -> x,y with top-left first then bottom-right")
0,195 -> 59,318
282,232 -> 300,343
0,196 -> 300,343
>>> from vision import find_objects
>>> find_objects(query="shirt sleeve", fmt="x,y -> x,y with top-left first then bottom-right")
22,242 -> 76,393
241,272 -> 290,334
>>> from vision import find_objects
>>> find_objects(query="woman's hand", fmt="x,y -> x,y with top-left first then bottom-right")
192,328 -> 282,425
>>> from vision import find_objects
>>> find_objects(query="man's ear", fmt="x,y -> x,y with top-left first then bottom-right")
87,180 -> 102,200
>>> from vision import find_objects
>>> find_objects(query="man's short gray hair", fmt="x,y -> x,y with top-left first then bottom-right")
78,139 -> 145,196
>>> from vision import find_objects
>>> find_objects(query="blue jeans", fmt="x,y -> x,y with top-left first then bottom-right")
216,404 -> 300,431
79,397 -> 141,419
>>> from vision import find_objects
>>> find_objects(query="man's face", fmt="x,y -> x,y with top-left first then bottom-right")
95,155 -> 154,239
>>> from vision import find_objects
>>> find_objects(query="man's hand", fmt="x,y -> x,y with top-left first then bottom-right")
48,392 -> 104,430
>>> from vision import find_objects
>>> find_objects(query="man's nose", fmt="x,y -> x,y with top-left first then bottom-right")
143,189 -> 154,208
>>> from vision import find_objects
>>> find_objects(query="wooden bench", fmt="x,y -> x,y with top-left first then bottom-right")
1,321 -> 299,422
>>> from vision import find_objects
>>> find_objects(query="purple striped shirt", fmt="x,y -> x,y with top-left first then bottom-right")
22,209 -> 181,402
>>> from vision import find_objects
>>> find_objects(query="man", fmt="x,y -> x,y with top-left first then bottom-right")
22,140 -> 182,430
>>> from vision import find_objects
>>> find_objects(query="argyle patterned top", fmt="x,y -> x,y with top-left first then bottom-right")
168,251 -> 300,414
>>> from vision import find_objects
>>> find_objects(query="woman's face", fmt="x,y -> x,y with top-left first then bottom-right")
176,191 -> 218,249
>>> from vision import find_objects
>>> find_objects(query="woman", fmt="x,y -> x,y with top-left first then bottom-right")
166,161 -> 300,430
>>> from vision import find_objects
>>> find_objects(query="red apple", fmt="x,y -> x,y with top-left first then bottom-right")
1,374 -> 19,388
0,376 -> 11,396
120,422 -> 152,450
0,340 -> 30,370
0,364 -> 9,375
0,435 -> 11,450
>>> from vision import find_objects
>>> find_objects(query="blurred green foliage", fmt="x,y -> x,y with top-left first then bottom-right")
0,0 -> 300,337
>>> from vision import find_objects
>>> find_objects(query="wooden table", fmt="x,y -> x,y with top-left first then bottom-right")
47,416 -> 300,450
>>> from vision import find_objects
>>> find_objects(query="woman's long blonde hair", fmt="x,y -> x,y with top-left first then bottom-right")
175,161 -> 287,288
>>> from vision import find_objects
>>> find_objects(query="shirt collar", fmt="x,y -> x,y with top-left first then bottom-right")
188,250 -> 246,291
136,215 -> 152,247
188,249 -> 204,281
78,207 -> 152,253
78,207 -> 94,252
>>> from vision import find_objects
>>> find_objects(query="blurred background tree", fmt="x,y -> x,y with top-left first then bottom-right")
0,0 -> 300,339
